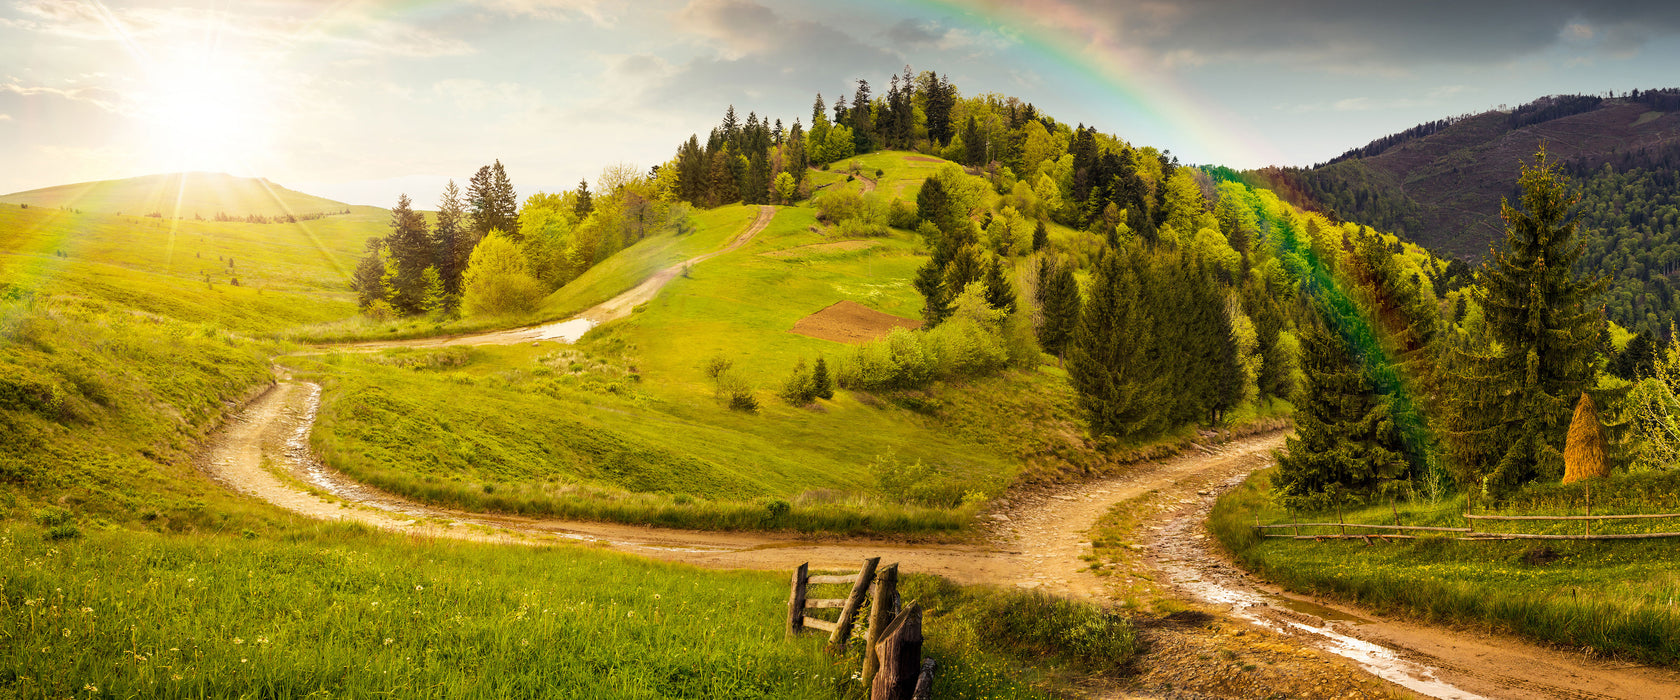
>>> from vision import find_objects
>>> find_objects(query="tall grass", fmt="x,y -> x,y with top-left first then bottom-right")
1210,468 -> 1680,666
0,523 -> 1062,698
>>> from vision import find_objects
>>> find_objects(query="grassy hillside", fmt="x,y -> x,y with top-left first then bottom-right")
1211,468 -> 1680,667
295,199 -> 1049,534
0,172 -> 350,219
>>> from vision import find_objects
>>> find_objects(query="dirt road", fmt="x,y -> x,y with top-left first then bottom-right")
200,200 -> 1680,698
331,205 -> 776,350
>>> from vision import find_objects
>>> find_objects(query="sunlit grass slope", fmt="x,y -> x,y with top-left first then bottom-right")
1,200 -> 381,525
0,172 -> 349,219
300,182 -> 1123,534
0,522 -> 1067,699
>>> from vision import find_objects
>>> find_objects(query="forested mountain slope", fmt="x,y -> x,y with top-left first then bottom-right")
1249,90 -> 1680,334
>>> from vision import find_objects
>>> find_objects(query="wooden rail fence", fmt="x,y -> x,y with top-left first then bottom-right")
1257,510 -> 1680,543
788,558 -> 935,700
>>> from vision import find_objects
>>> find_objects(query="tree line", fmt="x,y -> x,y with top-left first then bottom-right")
352,159 -> 691,319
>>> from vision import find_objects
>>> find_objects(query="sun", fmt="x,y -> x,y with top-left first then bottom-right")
140,57 -> 272,175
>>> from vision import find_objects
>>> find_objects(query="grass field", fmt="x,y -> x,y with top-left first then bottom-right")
1210,468 -> 1680,667
0,521 -> 1095,699
0,172 -> 349,219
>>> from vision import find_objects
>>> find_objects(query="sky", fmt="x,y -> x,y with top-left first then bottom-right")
3,0 -> 1680,206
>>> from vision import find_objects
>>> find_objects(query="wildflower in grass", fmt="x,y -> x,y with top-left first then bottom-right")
232,637 -> 243,645
84,684 -> 97,692
80,607 -> 92,614
256,636 -> 268,644
383,638 -> 393,646
61,628 -> 69,638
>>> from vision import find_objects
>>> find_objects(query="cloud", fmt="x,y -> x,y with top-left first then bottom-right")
2,0 -> 474,58
990,0 -> 1680,73
474,0 -> 614,25
651,0 -> 900,113
0,79 -> 127,113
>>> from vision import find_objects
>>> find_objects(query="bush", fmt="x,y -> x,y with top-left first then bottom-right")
461,233 -> 544,317
778,360 -> 818,405
0,362 -> 66,416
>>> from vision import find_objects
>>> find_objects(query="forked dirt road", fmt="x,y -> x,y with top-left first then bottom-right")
198,203 -> 1680,698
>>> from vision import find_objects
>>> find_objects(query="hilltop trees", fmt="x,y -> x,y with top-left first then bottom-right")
468,160 -> 519,238
1442,148 -> 1608,495
433,180 -> 470,297
351,193 -> 443,317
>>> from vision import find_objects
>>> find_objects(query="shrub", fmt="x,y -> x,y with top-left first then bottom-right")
461,232 -> 544,317
778,360 -> 817,405
763,499 -> 791,519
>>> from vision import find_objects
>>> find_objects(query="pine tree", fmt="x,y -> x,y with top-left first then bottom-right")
916,176 -> 955,238
433,180 -> 469,297
384,193 -> 432,315
811,356 -> 834,400
787,120 -> 808,182
1443,147 -> 1607,494
705,147 -> 738,207
1275,310 -> 1410,501
913,257 -> 951,327
466,165 -> 495,235
489,160 -> 519,238
676,136 -> 706,204
1069,248 -> 1164,438
982,254 -> 1016,313
963,116 -> 984,166
351,237 -> 389,311
1031,220 -> 1048,252
1036,256 -> 1081,363
575,178 -> 593,217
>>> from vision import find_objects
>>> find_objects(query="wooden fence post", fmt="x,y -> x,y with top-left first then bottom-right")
861,563 -> 898,690
870,601 -> 923,700
787,563 -> 808,637
830,557 -> 879,650
910,658 -> 936,700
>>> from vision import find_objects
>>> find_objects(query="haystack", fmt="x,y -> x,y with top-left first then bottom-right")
1562,391 -> 1609,483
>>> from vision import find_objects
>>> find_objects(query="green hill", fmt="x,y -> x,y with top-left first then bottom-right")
0,171 -> 350,219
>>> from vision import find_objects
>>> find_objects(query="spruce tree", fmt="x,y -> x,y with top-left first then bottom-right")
811,356 -> 834,400
916,176 -> 954,236
433,180 -> 469,296
963,116 -> 984,166
466,165 -> 494,235
384,193 -> 432,315
982,254 -> 1016,313
1068,248 -> 1164,439
489,160 -> 519,238
351,237 -> 388,311
1275,310 -> 1410,501
1036,256 -> 1081,364
1443,147 -> 1607,494
575,178 -> 593,217
1032,220 -> 1048,252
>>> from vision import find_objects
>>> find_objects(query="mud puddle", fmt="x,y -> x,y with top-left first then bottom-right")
1153,472 -> 1484,700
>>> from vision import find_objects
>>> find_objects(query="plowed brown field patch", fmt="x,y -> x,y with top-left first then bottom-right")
790,300 -> 920,344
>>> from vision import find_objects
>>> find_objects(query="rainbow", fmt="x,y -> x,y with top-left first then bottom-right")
853,0 -> 1284,168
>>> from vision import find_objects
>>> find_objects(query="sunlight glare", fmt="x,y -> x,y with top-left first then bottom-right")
141,56 -> 271,175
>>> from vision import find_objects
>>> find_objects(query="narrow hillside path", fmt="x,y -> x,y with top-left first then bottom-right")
201,381 -> 1680,699
332,204 -> 776,350
201,200 -> 1680,698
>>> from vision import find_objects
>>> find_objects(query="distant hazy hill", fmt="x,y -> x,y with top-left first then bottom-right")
0,172 -> 350,219
1250,89 -> 1680,334
1252,90 -> 1680,259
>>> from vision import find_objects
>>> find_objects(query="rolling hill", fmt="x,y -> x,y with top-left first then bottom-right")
0,171 -> 351,219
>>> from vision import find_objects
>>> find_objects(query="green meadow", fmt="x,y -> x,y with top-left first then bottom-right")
0,521 -> 1096,699
1210,467 -> 1680,667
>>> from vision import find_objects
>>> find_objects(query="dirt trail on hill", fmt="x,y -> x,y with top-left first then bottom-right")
199,392 -> 1680,699
203,199 -> 1680,698
330,205 -> 775,351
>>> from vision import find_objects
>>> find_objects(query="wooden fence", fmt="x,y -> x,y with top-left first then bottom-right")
1256,510 -> 1680,542
788,558 -> 935,700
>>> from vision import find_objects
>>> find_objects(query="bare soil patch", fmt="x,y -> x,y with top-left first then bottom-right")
758,240 -> 879,259
790,300 -> 921,344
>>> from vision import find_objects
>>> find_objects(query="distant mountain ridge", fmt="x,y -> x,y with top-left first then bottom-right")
1250,89 -> 1680,258
1247,89 -> 1680,335
0,172 -> 350,219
